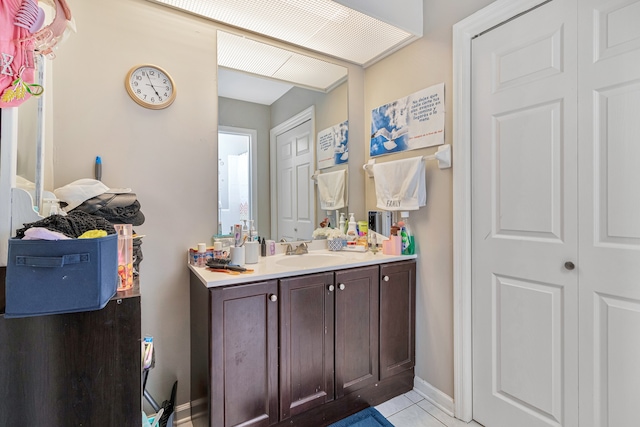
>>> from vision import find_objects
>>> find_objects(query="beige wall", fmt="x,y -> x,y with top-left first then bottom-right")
363,0 -> 495,396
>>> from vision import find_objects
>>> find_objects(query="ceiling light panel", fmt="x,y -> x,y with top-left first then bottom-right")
148,0 -> 414,65
218,31 -> 347,91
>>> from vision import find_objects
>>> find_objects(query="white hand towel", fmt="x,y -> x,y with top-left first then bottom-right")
372,157 -> 426,211
317,169 -> 347,210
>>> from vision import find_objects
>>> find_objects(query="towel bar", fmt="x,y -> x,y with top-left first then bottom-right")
362,144 -> 451,178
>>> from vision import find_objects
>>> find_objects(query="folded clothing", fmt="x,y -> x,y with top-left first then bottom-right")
15,210 -> 116,239
72,193 -> 145,226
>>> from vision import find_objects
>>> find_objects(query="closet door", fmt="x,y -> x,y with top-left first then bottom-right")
471,1 -> 579,426
578,1 -> 640,426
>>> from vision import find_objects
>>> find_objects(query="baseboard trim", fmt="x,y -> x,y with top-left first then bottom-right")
174,397 -> 207,426
413,376 -> 455,417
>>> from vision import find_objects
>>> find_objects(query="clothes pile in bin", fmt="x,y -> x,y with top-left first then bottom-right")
5,211 -> 119,318
54,178 -> 145,275
4,178 -> 146,318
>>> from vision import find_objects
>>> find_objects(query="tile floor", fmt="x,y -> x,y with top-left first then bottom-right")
374,390 -> 484,426
180,389 -> 484,426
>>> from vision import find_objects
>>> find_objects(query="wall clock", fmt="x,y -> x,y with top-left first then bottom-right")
125,64 -> 176,109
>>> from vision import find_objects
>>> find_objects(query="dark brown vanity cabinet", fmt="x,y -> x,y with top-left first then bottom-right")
190,259 -> 415,427
279,266 -> 379,420
333,266 -> 380,397
380,261 -> 416,379
279,272 -> 335,419
208,280 -> 279,427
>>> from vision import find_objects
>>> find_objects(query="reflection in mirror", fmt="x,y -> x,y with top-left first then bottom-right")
217,126 -> 257,236
217,30 -> 348,241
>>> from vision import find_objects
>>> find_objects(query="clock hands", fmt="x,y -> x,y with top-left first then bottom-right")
146,72 -> 161,98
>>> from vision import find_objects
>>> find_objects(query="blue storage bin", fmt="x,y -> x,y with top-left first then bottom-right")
5,234 -> 118,318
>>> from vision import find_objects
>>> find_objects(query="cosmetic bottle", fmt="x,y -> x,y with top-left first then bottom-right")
250,220 -> 259,241
399,211 -> 415,255
339,213 -> 346,234
346,213 -> 357,239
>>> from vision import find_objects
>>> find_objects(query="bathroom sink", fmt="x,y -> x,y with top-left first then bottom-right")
275,253 -> 345,268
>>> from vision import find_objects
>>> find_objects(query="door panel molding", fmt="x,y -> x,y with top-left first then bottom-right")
453,0 -> 561,421
270,106 -> 316,240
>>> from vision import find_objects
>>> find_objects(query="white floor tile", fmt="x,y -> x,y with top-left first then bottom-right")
403,389 -> 425,404
387,404 -> 446,427
375,394 -> 414,418
416,399 -> 483,427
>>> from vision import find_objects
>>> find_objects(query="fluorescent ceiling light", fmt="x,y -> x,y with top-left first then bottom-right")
218,31 -> 347,92
147,0 -> 417,66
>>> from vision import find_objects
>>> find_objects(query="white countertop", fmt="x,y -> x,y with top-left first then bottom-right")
189,248 -> 416,288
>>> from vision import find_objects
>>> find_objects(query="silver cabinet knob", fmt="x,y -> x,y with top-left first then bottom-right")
269,294 -> 278,302
328,284 -> 335,292
338,283 -> 346,291
564,261 -> 575,271
383,276 -> 390,282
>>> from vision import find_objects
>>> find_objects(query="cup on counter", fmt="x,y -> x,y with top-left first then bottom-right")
266,240 -> 276,256
230,246 -> 245,266
245,241 -> 259,264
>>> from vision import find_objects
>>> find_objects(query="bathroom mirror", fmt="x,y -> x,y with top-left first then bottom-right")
217,30 -> 348,241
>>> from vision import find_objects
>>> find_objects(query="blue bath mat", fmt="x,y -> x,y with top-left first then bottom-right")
328,407 -> 394,427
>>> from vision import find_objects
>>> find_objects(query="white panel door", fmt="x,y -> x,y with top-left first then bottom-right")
276,119 -> 314,241
578,1 -> 640,426
471,1 -> 579,426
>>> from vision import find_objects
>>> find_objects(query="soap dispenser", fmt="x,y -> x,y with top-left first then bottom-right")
339,212 -> 346,233
346,213 -> 357,239
249,220 -> 257,241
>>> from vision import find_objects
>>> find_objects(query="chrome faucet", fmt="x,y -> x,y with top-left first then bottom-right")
294,242 -> 308,255
285,242 -> 308,255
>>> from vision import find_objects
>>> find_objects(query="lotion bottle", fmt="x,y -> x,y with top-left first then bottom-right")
346,213 -> 357,239
339,212 -> 346,234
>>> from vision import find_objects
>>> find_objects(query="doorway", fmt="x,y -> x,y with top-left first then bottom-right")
269,106 -> 316,241
218,126 -> 257,236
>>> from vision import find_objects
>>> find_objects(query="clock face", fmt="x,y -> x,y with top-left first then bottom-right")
125,65 -> 176,109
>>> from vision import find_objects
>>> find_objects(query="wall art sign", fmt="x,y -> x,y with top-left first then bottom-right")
370,83 -> 444,157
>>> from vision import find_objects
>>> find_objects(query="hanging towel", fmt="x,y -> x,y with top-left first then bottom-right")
372,156 -> 426,211
317,169 -> 348,210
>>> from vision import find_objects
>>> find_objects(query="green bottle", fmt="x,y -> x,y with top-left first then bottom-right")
399,212 -> 415,255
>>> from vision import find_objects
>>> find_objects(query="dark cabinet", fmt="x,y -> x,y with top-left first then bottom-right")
0,274 -> 142,427
334,265 -> 379,397
279,272 -> 335,419
380,261 -> 416,379
209,280 -> 279,427
191,260 -> 416,427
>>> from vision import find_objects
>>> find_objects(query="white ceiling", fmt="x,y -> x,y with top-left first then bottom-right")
217,30 -> 348,105
218,68 -> 294,105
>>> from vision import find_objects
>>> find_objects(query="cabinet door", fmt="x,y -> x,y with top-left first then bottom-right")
210,281 -> 278,427
380,261 -> 416,380
335,265 -> 379,397
279,272 -> 335,420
